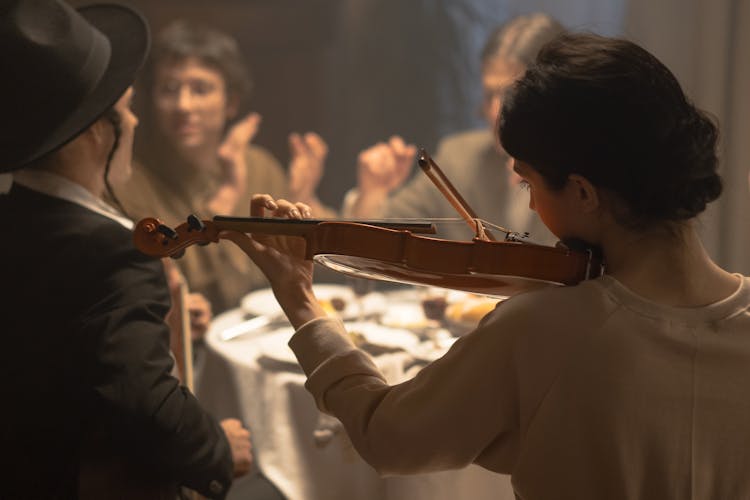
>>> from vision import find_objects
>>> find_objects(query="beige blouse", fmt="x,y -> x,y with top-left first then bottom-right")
290,275 -> 750,499
117,144 -> 288,313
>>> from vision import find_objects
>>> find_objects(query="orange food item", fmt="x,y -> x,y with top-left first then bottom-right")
318,296 -> 348,317
446,297 -> 499,325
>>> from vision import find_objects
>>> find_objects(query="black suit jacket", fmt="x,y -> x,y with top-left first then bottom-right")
0,184 -> 233,499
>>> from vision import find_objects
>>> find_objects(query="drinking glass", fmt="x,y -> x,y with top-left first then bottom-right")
419,286 -> 450,346
346,276 -> 375,322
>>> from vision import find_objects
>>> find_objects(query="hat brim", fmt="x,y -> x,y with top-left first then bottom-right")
4,3 -> 149,171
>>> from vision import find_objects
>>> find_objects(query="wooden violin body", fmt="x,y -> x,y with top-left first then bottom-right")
310,222 -> 600,296
134,215 -> 603,297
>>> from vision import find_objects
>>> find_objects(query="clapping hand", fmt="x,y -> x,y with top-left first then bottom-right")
357,135 -> 416,197
347,135 -> 417,218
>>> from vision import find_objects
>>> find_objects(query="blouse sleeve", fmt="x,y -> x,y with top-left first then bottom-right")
289,306 -> 521,476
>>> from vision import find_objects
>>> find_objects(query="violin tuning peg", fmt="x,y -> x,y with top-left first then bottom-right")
187,214 -> 205,232
157,224 -> 178,240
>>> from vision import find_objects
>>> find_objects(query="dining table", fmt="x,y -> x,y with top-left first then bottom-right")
194,283 -> 515,500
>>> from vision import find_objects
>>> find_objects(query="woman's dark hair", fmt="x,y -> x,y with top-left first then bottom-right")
143,19 -> 253,111
499,33 -> 721,228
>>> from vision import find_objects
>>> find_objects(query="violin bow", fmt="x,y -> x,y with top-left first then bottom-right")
417,149 -> 495,241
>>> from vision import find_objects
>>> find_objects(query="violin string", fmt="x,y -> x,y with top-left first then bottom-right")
375,217 -> 529,241
480,220 -> 514,236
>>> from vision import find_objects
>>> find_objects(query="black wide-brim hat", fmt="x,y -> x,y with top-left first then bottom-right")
0,1 -> 150,172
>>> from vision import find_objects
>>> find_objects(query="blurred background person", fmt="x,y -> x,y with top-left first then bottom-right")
341,14 -> 564,244
117,19 -> 331,315
116,20 -> 302,498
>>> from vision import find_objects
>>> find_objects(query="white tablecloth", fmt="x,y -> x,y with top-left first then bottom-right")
196,294 -> 515,500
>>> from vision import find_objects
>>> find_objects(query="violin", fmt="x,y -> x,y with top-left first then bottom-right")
133,215 -> 603,297
133,149 -> 604,297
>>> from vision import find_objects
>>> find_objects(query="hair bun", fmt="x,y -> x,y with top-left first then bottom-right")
661,109 -> 721,218
500,34 -> 722,228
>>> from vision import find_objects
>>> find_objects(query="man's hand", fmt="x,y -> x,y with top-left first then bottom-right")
161,259 -> 212,343
357,135 -> 416,197
348,135 -> 416,218
220,418 -> 253,478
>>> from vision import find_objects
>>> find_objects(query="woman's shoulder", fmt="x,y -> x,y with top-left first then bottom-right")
459,279 -> 617,377
483,278 -> 615,334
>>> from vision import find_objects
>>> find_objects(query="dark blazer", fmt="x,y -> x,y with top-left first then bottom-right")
0,184 -> 233,499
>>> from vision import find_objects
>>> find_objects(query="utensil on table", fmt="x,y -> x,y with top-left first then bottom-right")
220,312 -> 288,341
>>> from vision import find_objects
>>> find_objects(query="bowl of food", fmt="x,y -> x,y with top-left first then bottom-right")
444,295 -> 502,334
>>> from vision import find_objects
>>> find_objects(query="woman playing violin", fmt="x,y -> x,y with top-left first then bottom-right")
224,33 -> 750,499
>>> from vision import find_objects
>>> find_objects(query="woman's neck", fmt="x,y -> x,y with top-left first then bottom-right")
601,222 -> 738,307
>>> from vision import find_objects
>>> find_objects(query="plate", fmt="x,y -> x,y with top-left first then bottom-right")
255,328 -> 298,365
255,322 -> 420,366
241,284 -> 385,320
379,302 -> 430,330
343,321 -> 420,351
410,335 -> 460,362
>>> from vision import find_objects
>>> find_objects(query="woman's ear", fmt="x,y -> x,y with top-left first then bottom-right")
567,174 -> 600,213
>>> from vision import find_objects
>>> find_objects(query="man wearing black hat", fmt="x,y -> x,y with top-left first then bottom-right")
0,1 -> 251,498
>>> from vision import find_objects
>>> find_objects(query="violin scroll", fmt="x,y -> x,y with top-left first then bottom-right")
133,215 -> 436,260
133,216 -> 220,259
